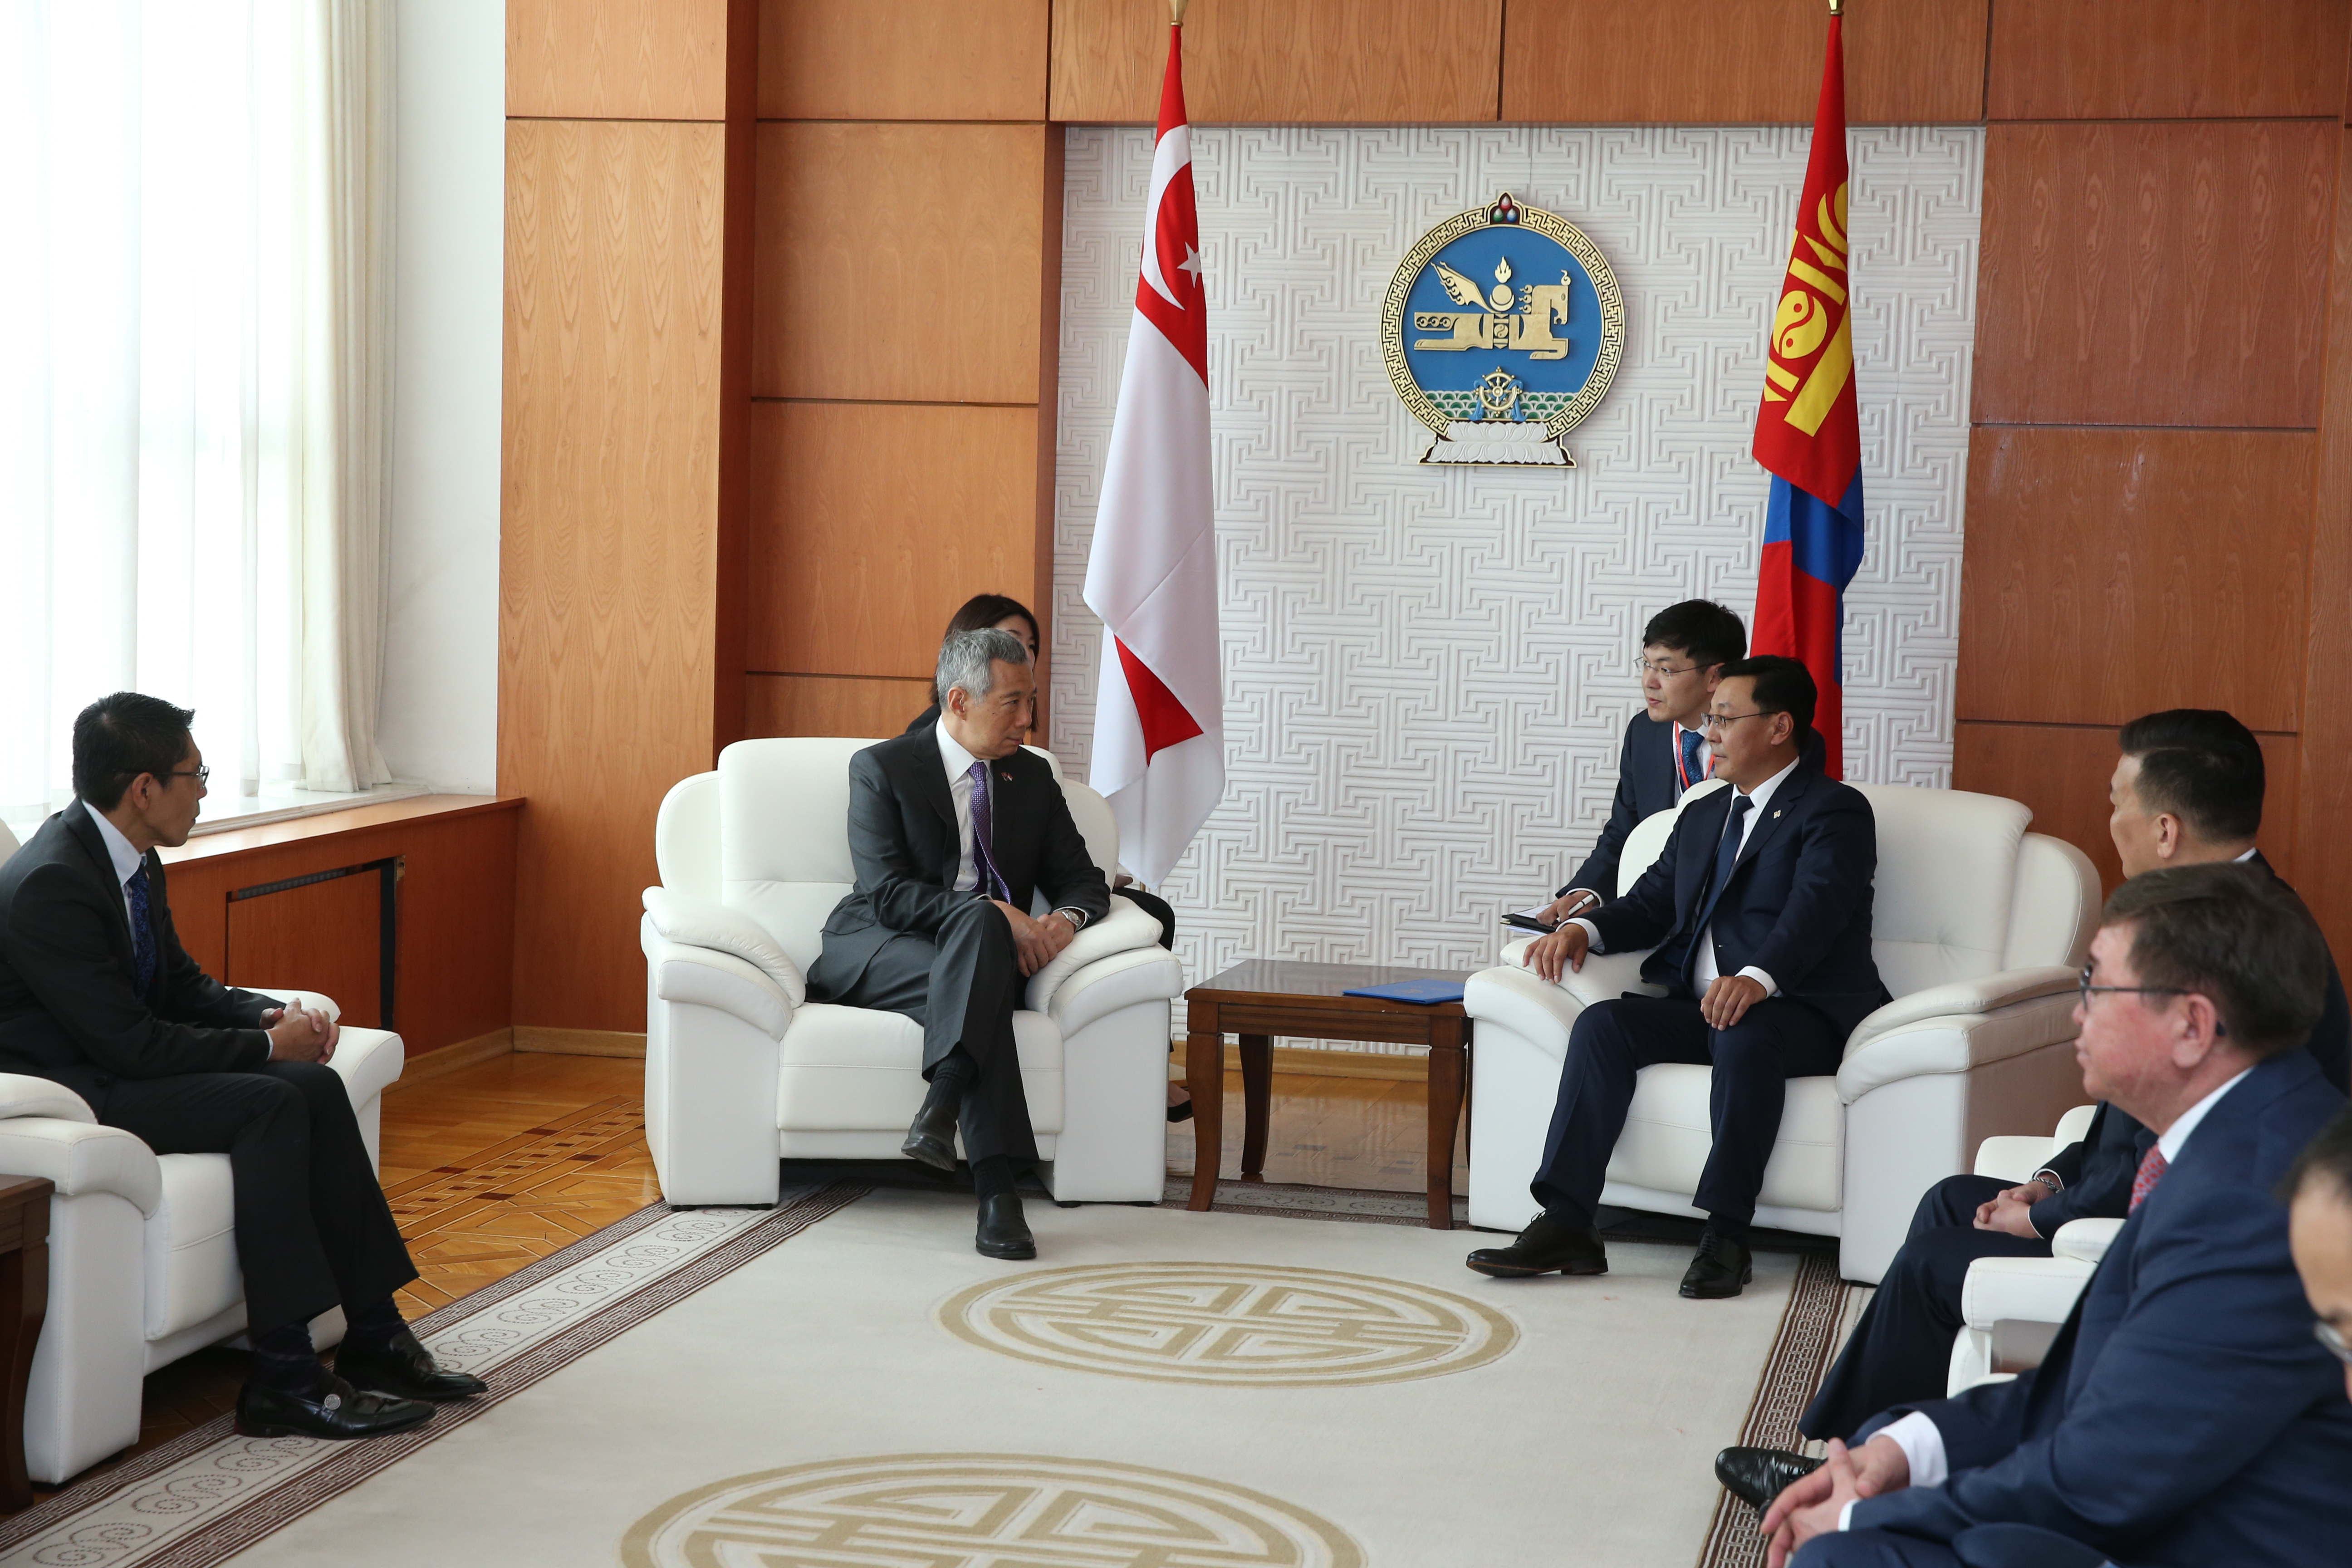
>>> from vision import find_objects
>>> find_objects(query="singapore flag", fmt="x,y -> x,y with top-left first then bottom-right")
1083,16 -> 1223,887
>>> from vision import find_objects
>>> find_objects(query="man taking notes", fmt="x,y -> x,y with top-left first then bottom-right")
1470,657 -> 1888,1298
1536,600 -> 1748,926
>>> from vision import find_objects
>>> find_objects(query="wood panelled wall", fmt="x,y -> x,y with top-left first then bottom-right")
1951,0 -> 2352,968
503,0 -> 2352,1030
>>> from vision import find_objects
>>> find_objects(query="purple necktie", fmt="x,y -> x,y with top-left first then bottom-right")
966,761 -> 1009,901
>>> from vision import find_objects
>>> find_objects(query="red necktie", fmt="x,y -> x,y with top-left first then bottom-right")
2128,1146 -> 2168,1214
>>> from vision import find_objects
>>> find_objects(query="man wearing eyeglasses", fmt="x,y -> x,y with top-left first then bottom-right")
0,692 -> 482,1446
1471,655 -> 1888,1299
1761,863 -> 2352,1568
1532,600 -> 1749,929
1727,710 -> 2352,1497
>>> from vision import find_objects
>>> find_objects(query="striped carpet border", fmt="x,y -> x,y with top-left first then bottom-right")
1694,1252 -> 1863,1568
0,1183 -> 868,1568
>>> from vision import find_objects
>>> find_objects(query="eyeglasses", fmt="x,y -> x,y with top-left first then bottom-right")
1701,710 -> 1773,734
2318,1319 -> 2352,1368
2075,963 -> 2228,1035
1635,657 -> 1706,678
164,765 -> 210,786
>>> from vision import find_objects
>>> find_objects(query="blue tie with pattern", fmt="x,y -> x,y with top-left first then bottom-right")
127,865 -> 158,997
1679,728 -> 1706,795
966,761 -> 1010,902
1700,794 -> 1754,926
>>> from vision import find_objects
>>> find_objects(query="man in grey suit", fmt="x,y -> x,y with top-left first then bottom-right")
807,629 -> 1111,1260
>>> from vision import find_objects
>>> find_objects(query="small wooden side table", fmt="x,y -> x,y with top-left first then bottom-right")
0,1176 -> 51,1511
1184,960 -> 1471,1229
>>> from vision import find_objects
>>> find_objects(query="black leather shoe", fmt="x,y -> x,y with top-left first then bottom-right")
1166,1096 -> 1194,1123
1715,1446 -> 1823,1510
236,1372 -> 434,1440
902,1083 -> 962,1173
975,1192 -> 1037,1260
338,1328 -> 488,1401
1465,1212 -> 1607,1278
1681,1230 -> 1755,1298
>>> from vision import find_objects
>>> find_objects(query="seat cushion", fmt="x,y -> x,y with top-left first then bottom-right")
777,1004 -> 1063,1133
1602,1064 -> 1844,1214
143,1153 -> 241,1342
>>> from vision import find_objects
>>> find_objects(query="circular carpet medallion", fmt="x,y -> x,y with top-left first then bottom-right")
619,1453 -> 1362,1568
938,1261 -> 1518,1386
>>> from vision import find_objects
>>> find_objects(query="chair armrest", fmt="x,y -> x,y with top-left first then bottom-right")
327,1027 -> 405,1108
0,1118 -> 162,1216
642,916 -> 794,1039
2053,1216 -> 2123,1264
1485,941 -> 1661,1009
1974,1135 -> 2058,1181
1025,897 -> 1168,1016
1042,946 -> 1185,1039
1960,1252 -> 2097,1330
237,988 -> 340,1021
1846,967 -> 2078,1054
643,887 -> 806,1007
1836,987 -> 2081,1104
0,1074 -> 95,1124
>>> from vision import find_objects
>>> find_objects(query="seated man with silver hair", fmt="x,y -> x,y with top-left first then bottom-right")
805,627 -> 1111,1259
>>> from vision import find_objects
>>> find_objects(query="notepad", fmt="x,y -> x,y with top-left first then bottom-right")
1342,978 -> 1466,1005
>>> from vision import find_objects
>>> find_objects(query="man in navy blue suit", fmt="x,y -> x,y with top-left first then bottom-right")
1752,709 -> 2352,1468
1470,656 -> 1888,1299
1764,862 -> 2352,1568
1536,600 -> 1747,925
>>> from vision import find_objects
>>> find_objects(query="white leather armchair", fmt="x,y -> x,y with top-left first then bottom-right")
1947,1104 -> 2121,1393
1464,780 -> 2100,1283
639,738 -> 1185,1208
0,990 -> 402,1485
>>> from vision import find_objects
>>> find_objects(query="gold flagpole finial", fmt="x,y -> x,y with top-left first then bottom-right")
1171,0 -> 1191,22
1827,0 -> 1843,14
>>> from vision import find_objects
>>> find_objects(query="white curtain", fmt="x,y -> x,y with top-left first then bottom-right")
0,0 -> 394,829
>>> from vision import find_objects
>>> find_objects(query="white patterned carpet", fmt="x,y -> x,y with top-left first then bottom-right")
3,1187 -> 1820,1568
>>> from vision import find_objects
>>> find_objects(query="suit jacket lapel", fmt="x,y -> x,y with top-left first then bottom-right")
62,801 -> 138,968
1730,765 -> 1813,877
1674,788 -> 1736,927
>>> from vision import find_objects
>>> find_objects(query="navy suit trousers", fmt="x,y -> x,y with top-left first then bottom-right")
1796,1524 -> 2108,1568
1800,1176 -> 2051,1441
1529,994 -> 1845,1227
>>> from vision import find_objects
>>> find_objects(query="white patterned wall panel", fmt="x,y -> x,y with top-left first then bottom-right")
1052,127 -> 1982,1047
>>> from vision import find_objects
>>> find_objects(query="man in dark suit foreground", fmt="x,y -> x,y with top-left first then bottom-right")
1762,863 -> 2352,1568
1747,709 -> 2352,1471
2286,1106 -> 2352,1407
0,694 -> 481,1441
809,628 -> 1111,1259
1470,656 -> 1888,1298
1536,599 -> 1748,925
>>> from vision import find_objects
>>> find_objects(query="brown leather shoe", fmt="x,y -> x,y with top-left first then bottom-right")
1465,1212 -> 1607,1278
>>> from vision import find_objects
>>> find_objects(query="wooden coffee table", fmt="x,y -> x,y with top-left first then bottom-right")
0,1175 -> 51,1509
1183,960 -> 1472,1229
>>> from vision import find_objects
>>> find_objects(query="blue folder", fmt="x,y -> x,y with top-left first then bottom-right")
1341,978 -> 1466,1005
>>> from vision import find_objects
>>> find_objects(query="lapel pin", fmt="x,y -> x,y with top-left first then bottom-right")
1774,809 -> 1781,818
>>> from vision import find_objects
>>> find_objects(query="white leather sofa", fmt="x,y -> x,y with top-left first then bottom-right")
0,988 -> 403,1485
1464,779 -> 2100,1282
1947,1103 -> 2121,1393
639,737 -> 1185,1208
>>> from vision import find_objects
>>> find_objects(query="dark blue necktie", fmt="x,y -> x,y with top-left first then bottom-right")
127,865 -> 158,997
1701,794 -> 1754,925
1679,728 -> 1706,794
965,761 -> 1010,902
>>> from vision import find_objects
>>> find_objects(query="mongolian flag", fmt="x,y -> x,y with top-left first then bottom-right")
1752,10 -> 1865,777
1083,11 -> 1225,885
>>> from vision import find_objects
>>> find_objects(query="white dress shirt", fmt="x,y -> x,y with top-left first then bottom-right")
87,806 -> 147,936
1571,754 -> 1798,997
1845,1067 -> 2255,1526
933,722 -> 1087,929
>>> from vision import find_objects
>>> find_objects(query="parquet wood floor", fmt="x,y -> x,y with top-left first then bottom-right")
44,1052 -> 1439,1506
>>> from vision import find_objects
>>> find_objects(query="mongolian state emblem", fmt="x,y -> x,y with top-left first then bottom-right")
1380,192 -> 1625,467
